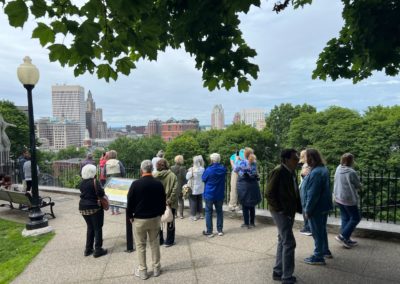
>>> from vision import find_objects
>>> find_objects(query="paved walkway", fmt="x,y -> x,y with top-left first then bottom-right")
1,192 -> 399,284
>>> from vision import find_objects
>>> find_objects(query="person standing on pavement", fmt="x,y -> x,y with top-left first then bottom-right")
186,155 -> 205,220
333,153 -> 361,249
228,148 -> 245,212
98,152 -> 108,187
266,149 -> 302,284
170,155 -> 187,219
79,164 -> 108,258
153,158 -> 178,247
202,153 -> 227,237
104,150 -> 125,215
127,160 -> 166,280
299,149 -> 312,236
80,153 -> 95,176
301,148 -> 333,265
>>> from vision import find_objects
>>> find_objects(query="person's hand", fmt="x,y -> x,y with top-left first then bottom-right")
130,218 -> 134,223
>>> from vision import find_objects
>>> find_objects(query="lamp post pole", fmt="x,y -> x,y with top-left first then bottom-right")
17,56 -> 48,230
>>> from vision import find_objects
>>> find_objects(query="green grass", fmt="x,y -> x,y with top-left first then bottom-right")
0,218 -> 54,284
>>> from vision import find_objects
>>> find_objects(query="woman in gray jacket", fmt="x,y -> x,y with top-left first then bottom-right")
333,153 -> 361,249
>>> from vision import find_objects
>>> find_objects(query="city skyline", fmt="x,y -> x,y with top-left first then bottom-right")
1,1 -> 400,127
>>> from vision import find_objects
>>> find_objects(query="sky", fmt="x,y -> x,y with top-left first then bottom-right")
0,1 -> 399,127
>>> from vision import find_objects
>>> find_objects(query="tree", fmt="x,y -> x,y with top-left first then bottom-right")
0,100 -> 29,159
165,135 -> 201,167
1,0 -> 260,92
2,1 -> 397,89
276,0 -> 400,83
266,103 -> 316,148
55,145 -> 87,160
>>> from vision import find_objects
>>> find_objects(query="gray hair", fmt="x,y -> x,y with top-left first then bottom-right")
174,155 -> 184,165
81,164 -> 97,179
210,153 -> 221,163
140,160 -> 153,173
157,150 -> 164,158
193,155 -> 204,167
108,150 -> 117,159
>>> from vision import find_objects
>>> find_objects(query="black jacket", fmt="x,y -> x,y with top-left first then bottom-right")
126,175 -> 166,219
79,178 -> 104,210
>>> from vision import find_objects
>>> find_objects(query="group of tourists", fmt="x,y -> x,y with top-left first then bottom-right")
78,147 -> 362,282
266,148 -> 362,284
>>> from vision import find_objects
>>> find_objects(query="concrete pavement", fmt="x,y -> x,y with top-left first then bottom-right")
0,191 -> 399,284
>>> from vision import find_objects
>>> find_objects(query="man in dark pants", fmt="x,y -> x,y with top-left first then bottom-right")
266,149 -> 302,284
127,160 -> 166,280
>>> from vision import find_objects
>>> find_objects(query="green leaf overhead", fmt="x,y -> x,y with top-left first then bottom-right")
2,0 -> 399,89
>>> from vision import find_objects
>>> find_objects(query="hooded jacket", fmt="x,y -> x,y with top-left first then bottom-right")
104,159 -> 126,177
202,163 -> 226,201
153,169 -> 178,209
333,165 -> 361,206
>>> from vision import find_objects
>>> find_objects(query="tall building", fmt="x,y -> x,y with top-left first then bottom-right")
240,108 -> 265,129
52,85 -> 86,145
233,112 -> 241,124
211,104 -> 224,129
85,90 -> 97,138
36,117 -> 81,150
161,118 -> 199,141
145,119 -> 162,136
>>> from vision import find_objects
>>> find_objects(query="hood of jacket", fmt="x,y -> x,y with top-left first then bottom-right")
337,165 -> 353,174
153,169 -> 171,179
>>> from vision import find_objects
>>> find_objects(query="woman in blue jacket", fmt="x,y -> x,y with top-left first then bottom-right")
301,149 -> 333,265
202,153 -> 227,237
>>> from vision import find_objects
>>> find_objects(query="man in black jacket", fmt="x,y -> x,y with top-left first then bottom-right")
127,160 -> 166,280
266,149 -> 301,284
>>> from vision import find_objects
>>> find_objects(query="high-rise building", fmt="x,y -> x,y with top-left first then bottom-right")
211,104 -> 224,129
52,85 -> 86,145
85,90 -> 97,138
233,112 -> 241,124
240,108 -> 266,130
145,119 -> 162,136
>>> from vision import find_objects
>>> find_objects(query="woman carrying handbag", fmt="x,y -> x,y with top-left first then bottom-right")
79,164 -> 108,258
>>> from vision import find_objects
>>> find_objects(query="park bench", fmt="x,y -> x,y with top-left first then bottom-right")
0,188 -> 55,218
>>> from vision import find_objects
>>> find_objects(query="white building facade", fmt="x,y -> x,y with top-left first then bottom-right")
240,108 -> 266,130
211,104 -> 225,129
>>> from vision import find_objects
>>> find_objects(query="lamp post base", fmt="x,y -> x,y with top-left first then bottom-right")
26,207 -> 48,230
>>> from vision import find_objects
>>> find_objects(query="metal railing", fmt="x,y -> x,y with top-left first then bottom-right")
3,162 -> 399,224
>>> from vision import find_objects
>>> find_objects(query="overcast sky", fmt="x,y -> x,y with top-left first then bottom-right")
1,1 -> 399,127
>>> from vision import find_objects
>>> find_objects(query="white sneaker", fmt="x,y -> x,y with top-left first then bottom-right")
218,232 -> 224,236
135,267 -> 148,280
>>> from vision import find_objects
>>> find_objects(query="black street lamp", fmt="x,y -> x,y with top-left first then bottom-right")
17,56 -> 48,230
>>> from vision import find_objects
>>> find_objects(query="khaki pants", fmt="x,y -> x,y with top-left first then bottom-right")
133,216 -> 161,271
229,171 -> 239,210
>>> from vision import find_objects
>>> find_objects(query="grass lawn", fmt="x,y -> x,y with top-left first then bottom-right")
0,218 -> 54,284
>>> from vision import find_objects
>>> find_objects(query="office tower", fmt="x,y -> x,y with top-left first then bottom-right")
233,112 -> 241,124
211,104 -> 225,129
52,85 -> 85,145
145,119 -> 162,136
240,108 -> 266,130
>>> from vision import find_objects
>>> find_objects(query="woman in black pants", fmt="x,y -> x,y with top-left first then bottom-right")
79,164 -> 108,258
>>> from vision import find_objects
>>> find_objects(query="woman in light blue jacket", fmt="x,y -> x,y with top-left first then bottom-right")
333,153 -> 361,249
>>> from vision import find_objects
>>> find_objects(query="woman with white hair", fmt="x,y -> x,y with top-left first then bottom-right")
186,155 -> 205,221
79,164 -> 108,258
201,153 -> 227,237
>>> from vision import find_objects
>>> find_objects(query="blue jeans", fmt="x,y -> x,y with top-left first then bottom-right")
308,213 -> 330,259
204,199 -> 223,233
339,204 -> 360,240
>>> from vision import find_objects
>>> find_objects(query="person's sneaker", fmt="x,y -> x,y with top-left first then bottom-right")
272,271 -> 282,281
241,224 -> 250,229
348,239 -> 358,247
218,231 -> 224,236
202,230 -> 214,238
335,235 -> 351,249
199,215 -> 204,219
93,248 -> 108,258
249,223 -> 256,228
163,243 -> 174,247
300,228 -> 312,236
282,276 -> 297,284
304,255 -> 326,265
190,216 -> 198,221
135,267 -> 148,280
153,267 -> 161,277
84,248 -> 93,257
324,251 -> 333,259
180,216 -> 184,219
